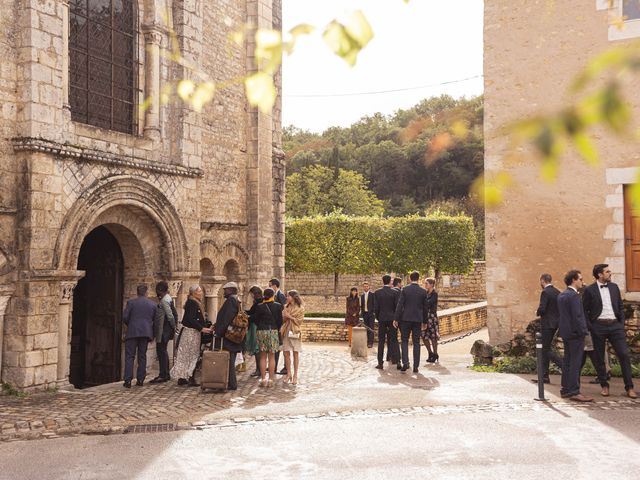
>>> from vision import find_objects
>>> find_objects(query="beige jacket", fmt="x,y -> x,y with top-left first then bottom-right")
282,304 -> 305,336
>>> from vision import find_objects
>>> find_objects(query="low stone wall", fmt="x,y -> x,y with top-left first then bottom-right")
301,301 -> 487,343
301,295 -> 473,315
285,261 -> 486,301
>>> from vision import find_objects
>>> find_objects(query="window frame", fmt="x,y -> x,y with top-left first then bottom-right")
69,0 -> 141,135
608,0 -> 640,40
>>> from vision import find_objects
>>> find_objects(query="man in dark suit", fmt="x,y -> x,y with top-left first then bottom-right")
269,278 -> 288,375
150,281 -> 177,384
557,270 -> 593,402
122,285 -> 157,388
394,271 -> 428,373
533,273 -> 563,384
361,281 -> 376,348
582,264 -> 637,398
374,275 -> 400,370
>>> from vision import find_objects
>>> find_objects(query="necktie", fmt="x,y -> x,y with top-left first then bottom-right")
600,284 -> 609,289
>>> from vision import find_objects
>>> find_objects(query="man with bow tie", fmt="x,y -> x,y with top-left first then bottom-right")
582,263 -> 637,398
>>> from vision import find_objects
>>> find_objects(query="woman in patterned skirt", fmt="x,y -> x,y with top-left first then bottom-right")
171,285 -> 212,386
421,277 -> 440,363
249,288 -> 282,387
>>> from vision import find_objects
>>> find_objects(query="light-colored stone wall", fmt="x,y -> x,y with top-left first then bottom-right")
0,0 -> 284,390
301,302 -> 487,343
484,1 -> 640,343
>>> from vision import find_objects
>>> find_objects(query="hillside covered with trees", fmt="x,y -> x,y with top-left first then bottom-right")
284,94 -> 484,217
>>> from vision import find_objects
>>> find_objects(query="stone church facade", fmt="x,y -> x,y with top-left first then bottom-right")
0,0 -> 285,390
484,0 -> 640,343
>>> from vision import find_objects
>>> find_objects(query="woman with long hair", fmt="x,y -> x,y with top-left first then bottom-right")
345,287 -> 360,347
282,290 -> 304,385
171,285 -> 212,386
422,278 -> 440,363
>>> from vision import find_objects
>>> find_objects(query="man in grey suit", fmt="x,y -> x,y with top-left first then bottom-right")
374,275 -> 400,370
394,271 -> 428,373
122,285 -> 157,388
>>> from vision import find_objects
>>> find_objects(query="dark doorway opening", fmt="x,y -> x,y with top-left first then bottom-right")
70,226 -> 124,388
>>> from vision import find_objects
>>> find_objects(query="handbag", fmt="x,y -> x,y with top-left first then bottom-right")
200,320 -> 214,345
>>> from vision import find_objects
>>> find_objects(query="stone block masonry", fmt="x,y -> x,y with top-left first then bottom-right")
301,302 -> 487,343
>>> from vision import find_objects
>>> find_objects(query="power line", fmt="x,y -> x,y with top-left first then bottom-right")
283,74 -> 484,98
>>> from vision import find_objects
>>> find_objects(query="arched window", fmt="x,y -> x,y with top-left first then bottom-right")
69,0 -> 137,134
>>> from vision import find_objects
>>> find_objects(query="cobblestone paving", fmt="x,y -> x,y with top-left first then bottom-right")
0,348 -> 365,442
1,342 -> 639,443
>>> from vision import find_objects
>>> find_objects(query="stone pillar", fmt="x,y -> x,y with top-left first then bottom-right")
0,285 -> 16,383
142,26 -> 163,140
57,282 -> 76,383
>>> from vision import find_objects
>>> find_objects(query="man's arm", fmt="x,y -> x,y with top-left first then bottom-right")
123,301 -> 131,325
536,290 -> 549,318
581,287 -> 593,323
161,298 -> 175,326
571,293 -> 588,335
393,291 -> 405,327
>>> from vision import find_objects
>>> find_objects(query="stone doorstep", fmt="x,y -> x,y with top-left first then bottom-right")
2,398 -> 639,442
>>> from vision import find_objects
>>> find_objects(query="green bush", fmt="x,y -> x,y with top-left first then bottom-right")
286,212 -> 476,292
471,356 -> 640,377
304,312 -> 345,318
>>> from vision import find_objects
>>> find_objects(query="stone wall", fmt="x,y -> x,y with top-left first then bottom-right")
286,262 -> 486,314
484,1 -> 640,343
301,302 -> 487,343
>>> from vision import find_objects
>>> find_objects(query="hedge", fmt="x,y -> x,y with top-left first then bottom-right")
286,212 -> 476,291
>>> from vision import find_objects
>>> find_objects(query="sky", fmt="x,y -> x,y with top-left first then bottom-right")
282,0 -> 484,133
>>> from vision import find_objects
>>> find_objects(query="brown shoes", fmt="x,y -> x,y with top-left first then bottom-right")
601,387 -> 610,397
569,394 -> 594,403
628,389 -> 638,399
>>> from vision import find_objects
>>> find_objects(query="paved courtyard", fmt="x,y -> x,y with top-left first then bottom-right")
1,328 -> 638,443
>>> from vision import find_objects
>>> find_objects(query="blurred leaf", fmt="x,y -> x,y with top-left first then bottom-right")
245,72 -> 276,113
255,28 -> 283,73
630,174 -> 640,209
323,10 -> 373,66
177,80 -> 195,101
289,23 -> 315,39
191,82 -> 216,112
451,120 -> 469,139
601,83 -> 630,133
610,15 -> 627,31
573,46 -> 630,91
540,159 -> 559,182
572,131 -> 599,165
472,173 -> 512,209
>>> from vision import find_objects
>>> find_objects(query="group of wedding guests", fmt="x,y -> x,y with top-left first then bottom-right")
122,278 -> 304,390
345,272 -> 440,372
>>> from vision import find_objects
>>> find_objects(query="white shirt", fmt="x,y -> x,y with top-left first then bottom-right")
597,281 -> 616,320
363,291 -> 370,312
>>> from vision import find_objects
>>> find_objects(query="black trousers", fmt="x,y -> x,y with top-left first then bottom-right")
591,322 -> 634,390
377,321 -> 399,365
561,336 -> 584,397
124,337 -> 149,383
399,321 -> 422,368
227,351 -> 238,390
156,339 -> 170,380
363,312 -> 375,346
541,328 -> 563,378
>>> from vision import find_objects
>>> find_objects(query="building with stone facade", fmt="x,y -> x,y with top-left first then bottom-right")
0,0 -> 285,390
484,0 -> 640,343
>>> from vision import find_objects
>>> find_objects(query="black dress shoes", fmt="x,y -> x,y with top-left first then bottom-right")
396,364 -> 402,370
149,376 -> 169,384
250,370 -> 260,378
136,380 -> 144,387
400,365 -> 409,372
123,381 -> 131,388
177,378 -> 189,386
413,367 -> 419,373
375,364 -> 383,370
277,368 -> 288,375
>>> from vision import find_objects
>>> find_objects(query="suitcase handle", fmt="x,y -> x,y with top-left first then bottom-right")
212,336 -> 224,351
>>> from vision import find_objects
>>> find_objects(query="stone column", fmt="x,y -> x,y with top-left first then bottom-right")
142,26 -> 163,140
203,284 -> 223,322
57,282 -> 76,383
0,285 -> 16,383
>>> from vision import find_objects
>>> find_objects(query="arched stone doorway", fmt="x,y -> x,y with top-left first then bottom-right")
70,226 -> 124,388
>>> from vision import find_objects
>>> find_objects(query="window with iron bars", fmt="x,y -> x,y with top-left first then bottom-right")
69,0 -> 139,134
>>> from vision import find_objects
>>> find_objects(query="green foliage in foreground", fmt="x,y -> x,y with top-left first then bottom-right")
286,212 -> 476,292
1,382 -> 28,397
471,356 -> 640,378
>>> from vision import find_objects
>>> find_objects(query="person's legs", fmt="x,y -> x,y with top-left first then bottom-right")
348,326 -> 353,346
267,352 -> 276,383
292,351 -> 299,383
136,338 -> 148,384
390,324 -> 400,364
259,352 -> 267,381
411,323 -> 421,368
608,324 -> 635,391
365,313 -> 375,346
377,322 -> 389,366
227,351 -> 238,390
156,341 -> 169,380
283,350 -> 292,381
399,322 -> 410,368
565,337 -> 585,397
590,324 -> 610,388
561,340 -> 571,396
123,338 -> 136,383
540,328 -> 555,379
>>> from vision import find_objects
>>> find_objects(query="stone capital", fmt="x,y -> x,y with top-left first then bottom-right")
141,25 -> 165,46
59,282 -> 76,304
168,280 -> 183,298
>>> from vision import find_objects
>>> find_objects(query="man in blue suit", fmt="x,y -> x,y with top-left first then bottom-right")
122,285 -> 157,388
557,270 -> 593,402
394,271 -> 428,373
